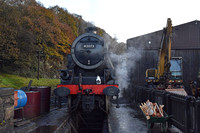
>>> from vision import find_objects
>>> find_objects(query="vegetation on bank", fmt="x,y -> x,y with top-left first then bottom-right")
0,0 -> 105,78
0,73 -> 60,89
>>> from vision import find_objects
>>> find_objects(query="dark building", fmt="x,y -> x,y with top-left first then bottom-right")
127,20 -> 200,90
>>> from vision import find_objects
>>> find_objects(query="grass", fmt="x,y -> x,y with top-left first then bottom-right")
0,73 -> 60,89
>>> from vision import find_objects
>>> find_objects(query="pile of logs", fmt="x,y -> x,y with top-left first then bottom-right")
139,100 -> 164,120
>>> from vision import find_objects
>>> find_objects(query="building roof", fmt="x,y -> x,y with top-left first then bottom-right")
127,20 -> 200,50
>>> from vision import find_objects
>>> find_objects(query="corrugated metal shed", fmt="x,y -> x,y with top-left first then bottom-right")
127,20 -> 200,50
127,30 -> 162,50
127,20 -> 200,90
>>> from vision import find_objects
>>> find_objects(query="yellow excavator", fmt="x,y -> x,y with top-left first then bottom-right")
145,18 -> 186,95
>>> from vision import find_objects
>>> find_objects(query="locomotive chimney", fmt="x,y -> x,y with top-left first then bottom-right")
85,27 -> 98,34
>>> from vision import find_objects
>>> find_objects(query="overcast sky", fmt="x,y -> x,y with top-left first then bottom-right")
37,0 -> 200,43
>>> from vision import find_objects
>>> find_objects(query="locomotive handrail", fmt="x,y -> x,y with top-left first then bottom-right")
78,73 -> 82,90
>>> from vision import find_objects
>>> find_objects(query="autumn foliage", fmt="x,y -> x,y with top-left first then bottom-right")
0,0 -> 105,78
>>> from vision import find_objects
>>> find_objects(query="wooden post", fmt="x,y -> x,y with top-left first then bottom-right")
185,96 -> 191,133
195,100 -> 200,133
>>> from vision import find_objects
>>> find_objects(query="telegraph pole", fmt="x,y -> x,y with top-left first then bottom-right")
36,50 -> 45,80
37,50 -> 40,80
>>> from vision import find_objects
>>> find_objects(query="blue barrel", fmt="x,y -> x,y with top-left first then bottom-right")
14,90 -> 27,109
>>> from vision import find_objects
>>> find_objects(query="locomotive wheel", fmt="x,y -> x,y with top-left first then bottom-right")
106,96 -> 110,113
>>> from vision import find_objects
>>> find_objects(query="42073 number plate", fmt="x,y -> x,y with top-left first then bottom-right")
83,44 -> 95,49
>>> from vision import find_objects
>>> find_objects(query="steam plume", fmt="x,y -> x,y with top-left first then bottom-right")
103,33 -> 142,93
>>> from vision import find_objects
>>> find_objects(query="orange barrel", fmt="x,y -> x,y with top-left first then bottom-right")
24,91 -> 40,119
30,86 -> 51,114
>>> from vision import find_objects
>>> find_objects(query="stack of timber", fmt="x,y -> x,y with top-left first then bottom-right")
139,100 -> 164,120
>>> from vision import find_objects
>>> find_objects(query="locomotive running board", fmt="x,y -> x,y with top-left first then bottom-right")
57,84 -> 119,95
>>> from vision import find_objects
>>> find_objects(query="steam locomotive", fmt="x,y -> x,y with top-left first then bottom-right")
54,27 -> 120,113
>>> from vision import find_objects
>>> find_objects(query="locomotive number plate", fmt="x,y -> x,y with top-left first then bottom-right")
83,44 -> 95,49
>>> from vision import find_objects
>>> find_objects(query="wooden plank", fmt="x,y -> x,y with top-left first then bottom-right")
165,89 -> 188,96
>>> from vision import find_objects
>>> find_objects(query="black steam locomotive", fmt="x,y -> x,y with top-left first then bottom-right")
54,27 -> 120,113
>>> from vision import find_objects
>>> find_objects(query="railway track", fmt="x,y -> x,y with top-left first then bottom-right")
53,113 -> 73,133
55,109 -> 110,133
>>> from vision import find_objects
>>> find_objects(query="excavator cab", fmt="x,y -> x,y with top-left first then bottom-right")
169,57 -> 183,86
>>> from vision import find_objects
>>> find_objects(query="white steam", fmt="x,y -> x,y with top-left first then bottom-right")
103,33 -> 142,92
110,47 -> 142,90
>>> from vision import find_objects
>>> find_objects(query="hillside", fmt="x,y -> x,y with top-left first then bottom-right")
0,0 -> 105,78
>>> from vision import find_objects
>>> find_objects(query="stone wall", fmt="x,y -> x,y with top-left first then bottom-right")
0,88 -> 14,133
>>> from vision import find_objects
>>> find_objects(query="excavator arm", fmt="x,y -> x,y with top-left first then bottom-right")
157,18 -> 172,82
145,18 -> 172,87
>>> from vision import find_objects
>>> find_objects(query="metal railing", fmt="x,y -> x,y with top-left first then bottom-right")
130,85 -> 200,133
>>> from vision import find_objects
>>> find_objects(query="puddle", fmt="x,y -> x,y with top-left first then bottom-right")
109,104 -> 147,133
31,125 -> 57,133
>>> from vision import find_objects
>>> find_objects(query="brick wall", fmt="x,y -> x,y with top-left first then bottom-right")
0,88 -> 14,133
